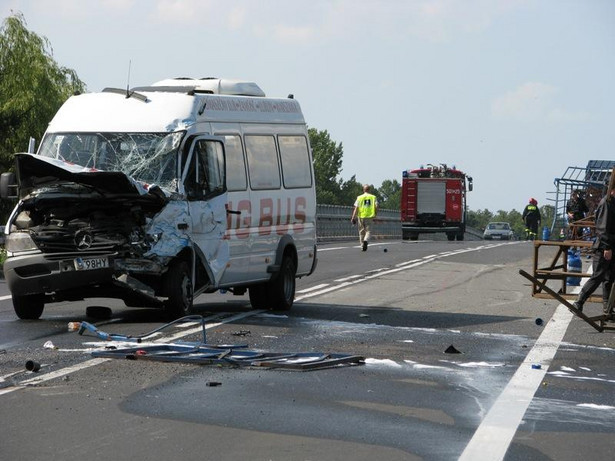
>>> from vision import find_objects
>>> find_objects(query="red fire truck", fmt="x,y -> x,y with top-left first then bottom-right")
401,164 -> 473,241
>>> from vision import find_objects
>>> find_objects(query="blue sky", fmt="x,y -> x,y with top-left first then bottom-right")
2,0 -> 614,212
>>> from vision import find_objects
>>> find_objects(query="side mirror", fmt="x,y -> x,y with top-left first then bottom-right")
468,182 -> 473,192
0,172 -> 18,199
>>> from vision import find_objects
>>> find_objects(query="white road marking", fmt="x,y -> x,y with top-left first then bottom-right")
296,283 -> 330,293
297,241 -> 519,301
459,290 -> 580,460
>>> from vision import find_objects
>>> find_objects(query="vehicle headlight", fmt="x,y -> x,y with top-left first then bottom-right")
5,232 -> 39,252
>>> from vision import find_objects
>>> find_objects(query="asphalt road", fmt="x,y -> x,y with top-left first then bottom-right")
1,238 -> 614,460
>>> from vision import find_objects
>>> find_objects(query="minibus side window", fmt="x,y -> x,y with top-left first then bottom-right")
278,135 -> 312,188
222,135 -> 247,191
245,135 -> 281,190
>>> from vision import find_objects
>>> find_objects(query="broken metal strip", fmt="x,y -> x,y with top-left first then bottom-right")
92,345 -> 364,370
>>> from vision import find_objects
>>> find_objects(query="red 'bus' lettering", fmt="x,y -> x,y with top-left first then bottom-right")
259,198 -> 274,235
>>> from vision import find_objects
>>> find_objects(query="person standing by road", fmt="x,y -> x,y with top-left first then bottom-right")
522,198 -> 541,240
573,186 -> 615,317
351,184 -> 378,251
566,189 -> 589,239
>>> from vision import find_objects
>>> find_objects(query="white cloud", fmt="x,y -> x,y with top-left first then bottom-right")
273,25 -> 315,43
490,82 -> 589,123
227,6 -> 246,30
150,0 -> 215,24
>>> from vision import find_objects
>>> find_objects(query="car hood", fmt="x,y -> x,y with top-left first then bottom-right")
15,153 -> 151,199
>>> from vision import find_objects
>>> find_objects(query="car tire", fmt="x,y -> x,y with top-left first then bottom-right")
249,256 -> 296,311
269,256 -> 296,311
13,293 -> 45,320
163,260 -> 193,319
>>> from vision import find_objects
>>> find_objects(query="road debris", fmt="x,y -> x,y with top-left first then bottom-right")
25,360 -> 41,372
84,316 -> 364,371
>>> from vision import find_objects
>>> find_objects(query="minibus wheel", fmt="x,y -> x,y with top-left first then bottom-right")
164,260 -> 193,319
269,256 -> 296,311
13,293 -> 45,320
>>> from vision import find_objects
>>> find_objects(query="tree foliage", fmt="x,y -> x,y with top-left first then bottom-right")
309,127 -> 345,205
0,12 -> 85,172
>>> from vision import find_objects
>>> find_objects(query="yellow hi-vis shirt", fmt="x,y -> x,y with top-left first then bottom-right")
355,193 -> 377,219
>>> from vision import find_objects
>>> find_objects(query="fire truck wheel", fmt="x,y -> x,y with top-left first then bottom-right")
13,293 -> 45,320
447,233 -> 456,241
456,233 -> 465,241
163,260 -> 194,319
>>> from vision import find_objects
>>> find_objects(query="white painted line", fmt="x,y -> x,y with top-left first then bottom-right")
296,283 -> 330,294
297,242 -> 518,302
317,246 -> 350,252
0,310 -> 264,396
0,295 -> 11,301
334,274 -> 364,282
459,290 -> 579,460
0,358 -> 111,396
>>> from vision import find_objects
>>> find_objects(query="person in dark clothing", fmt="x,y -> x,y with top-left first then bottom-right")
573,187 -> 615,316
522,198 -> 541,240
566,189 -> 589,239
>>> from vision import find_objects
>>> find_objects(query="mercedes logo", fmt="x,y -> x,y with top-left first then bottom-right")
75,230 -> 93,251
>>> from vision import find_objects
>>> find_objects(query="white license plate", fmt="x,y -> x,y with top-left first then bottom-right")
493,235 -> 501,239
74,257 -> 109,271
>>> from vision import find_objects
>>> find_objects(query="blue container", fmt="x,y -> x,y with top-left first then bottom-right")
542,226 -> 550,241
567,250 -> 582,286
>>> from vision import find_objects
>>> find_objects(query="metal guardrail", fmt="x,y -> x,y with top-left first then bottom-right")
316,204 -> 401,241
316,204 -> 483,241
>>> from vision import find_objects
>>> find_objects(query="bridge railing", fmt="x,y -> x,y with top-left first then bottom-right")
316,204 -> 401,241
315,204 -> 483,241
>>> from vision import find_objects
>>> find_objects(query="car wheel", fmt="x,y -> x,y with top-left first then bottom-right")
13,293 -> 45,320
163,260 -> 193,319
269,256 -> 296,311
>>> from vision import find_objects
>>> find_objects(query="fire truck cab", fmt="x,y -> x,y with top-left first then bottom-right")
401,164 -> 472,241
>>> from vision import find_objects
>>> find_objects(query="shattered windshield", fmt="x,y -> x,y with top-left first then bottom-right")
38,132 -> 184,192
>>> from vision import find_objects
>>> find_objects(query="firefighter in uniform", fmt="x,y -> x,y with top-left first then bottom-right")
573,187 -> 615,317
351,184 -> 378,251
522,198 -> 541,240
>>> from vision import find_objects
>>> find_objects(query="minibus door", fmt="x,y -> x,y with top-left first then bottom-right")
182,137 -> 229,287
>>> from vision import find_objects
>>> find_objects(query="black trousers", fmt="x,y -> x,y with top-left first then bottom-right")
577,249 -> 615,310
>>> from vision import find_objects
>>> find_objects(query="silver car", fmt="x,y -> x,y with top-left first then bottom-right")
483,222 -> 514,240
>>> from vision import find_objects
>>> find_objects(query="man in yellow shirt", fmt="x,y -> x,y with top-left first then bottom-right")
351,184 -> 378,251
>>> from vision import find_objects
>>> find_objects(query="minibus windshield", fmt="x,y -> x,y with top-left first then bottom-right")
38,132 -> 185,192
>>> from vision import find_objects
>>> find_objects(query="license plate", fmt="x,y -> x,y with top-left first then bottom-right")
493,235 -> 501,239
74,257 -> 109,271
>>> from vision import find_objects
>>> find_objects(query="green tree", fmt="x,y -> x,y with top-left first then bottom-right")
467,209 -> 494,231
377,179 -> 401,210
0,12 -> 85,172
339,175 -> 364,206
308,127 -> 344,204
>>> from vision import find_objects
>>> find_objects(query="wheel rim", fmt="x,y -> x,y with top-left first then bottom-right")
181,274 -> 193,311
282,263 -> 295,302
